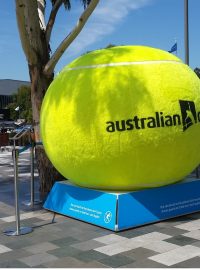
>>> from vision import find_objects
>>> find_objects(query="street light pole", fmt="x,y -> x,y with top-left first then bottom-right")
184,0 -> 189,65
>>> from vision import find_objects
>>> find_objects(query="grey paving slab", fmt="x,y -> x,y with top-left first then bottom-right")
129,231 -> 172,242
117,229 -> 143,238
55,219 -> 91,232
122,247 -> 158,260
157,226 -> 189,236
169,214 -> 197,222
33,219 -> 57,227
72,230 -> 110,242
84,260 -> 111,268
0,219 -> 5,225
34,228 -> 76,240
154,220 -> 183,228
71,220 -> 104,231
0,244 -> 12,253
35,225 -> 63,234
94,240 -> 133,256
16,230 -> 64,244
172,256 -> 200,268
99,253 -> 135,268
94,232 -> 172,256
23,241 -> 59,254
94,234 -> 128,245
119,224 -> 160,237
149,245 -> 200,266
3,238 -> 32,250
48,246 -> 81,258
183,229 -> 200,240
175,219 -> 200,231
52,225 -> 89,239
0,249 -> 33,263
44,256 -> 88,268
72,249 -> 109,263
71,239 -> 105,251
18,252 -> 58,267
51,236 -> 80,247
20,217 -> 45,227
31,264 -> 49,268
35,212 -> 55,221
33,222 -> 62,233
120,258 -> 166,268
143,240 -> 180,253
0,259 -> 28,268
165,234 -> 197,246
191,240 -> 200,248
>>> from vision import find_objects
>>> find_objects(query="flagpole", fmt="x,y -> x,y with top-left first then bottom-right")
184,0 -> 189,65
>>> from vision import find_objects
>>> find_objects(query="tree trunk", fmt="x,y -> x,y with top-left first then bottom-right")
29,63 -> 64,196
15,0 -> 99,196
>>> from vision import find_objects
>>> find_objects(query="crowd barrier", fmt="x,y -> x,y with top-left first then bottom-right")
3,126 -> 43,236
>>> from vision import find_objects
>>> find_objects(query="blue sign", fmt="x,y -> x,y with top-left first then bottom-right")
118,178 -> 200,230
44,178 -> 200,231
44,181 -> 117,230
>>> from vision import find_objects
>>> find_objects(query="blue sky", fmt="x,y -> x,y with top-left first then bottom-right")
0,0 -> 200,81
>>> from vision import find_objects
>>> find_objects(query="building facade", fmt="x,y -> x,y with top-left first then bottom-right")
0,79 -> 30,110
0,95 -> 13,109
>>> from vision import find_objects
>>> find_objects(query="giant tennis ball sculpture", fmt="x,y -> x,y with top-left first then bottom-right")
40,46 -> 200,190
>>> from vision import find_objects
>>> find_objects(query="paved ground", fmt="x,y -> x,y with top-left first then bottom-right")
1,148 -> 200,268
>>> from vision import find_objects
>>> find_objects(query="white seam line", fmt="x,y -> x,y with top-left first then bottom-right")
67,60 -> 182,71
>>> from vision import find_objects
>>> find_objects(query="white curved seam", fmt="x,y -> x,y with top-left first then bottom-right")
67,60 -> 182,71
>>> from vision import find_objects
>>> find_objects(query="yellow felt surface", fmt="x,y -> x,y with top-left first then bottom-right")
40,46 -> 200,190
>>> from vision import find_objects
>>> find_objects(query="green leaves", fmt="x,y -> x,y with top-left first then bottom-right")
51,0 -> 71,10
194,68 -> 200,79
7,85 -> 32,122
82,0 -> 91,9
50,0 -> 92,10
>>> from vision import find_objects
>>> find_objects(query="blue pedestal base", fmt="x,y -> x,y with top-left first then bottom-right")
44,177 -> 200,231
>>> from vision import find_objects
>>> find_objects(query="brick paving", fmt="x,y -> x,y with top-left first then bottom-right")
1,148 -> 200,268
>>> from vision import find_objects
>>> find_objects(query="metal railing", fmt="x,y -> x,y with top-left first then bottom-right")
10,126 -> 31,148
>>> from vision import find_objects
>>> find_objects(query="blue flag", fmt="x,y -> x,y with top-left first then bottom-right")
168,42 -> 177,53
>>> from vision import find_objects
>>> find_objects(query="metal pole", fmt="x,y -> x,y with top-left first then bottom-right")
30,143 -> 34,207
23,133 -> 42,207
4,149 -> 33,236
184,0 -> 189,65
13,149 -> 20,235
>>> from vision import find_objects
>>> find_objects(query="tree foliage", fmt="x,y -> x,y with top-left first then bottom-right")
194,68 -> 200,79
51,0 -> 71,10
7,85 -> 32,122
50,0 -> 90,9
105,44 -> 117,49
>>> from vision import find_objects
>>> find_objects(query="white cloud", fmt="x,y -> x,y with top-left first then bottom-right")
67,0 -> 152,56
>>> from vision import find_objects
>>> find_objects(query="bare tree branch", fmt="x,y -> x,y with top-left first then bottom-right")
15,0 -> 45,65
44,0 -> 99,76
46,0 -> 63,44
15,0 -> 37,64
37,0 -> 46,30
